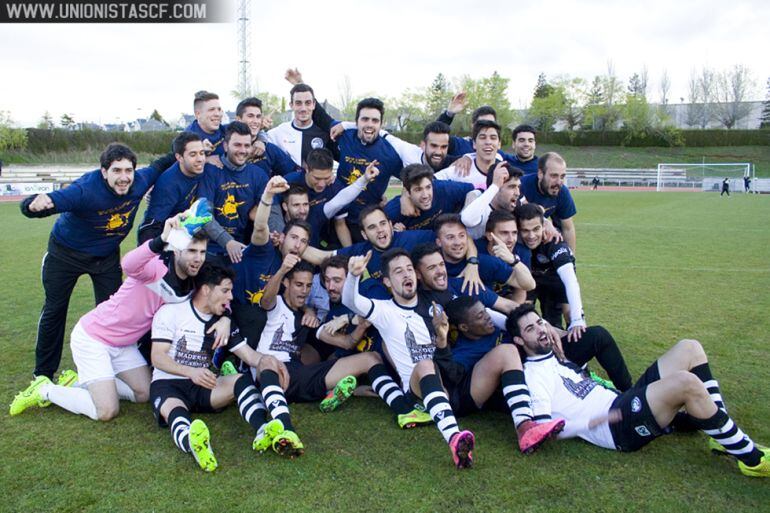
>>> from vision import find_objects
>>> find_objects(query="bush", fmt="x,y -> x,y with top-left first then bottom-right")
25,128 -> 176,154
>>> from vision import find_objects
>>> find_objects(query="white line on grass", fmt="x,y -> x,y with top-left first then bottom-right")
581,263 -> 770,273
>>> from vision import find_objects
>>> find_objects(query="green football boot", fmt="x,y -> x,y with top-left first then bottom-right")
272,430 -> 305,458
253,419 -> 284,453
189,419 -> 218,472
9,375 -> 51,416
397,408 -> 433,429
319,375 -> 357,413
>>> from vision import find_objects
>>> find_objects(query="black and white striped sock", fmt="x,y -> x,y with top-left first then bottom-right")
260,370 -> 294,432
693,409 -> 762,467
235,374 -> 267,432
369,364 -> 411,415
167,406 -> 191,454
690,363 -> 726,412
420,373 -> 459,444
501,370 -> 534,428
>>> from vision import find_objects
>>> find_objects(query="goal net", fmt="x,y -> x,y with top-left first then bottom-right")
656,163 -> 754,192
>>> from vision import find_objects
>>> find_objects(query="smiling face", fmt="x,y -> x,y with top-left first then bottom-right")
415,251 -> 448,291
513,311 -> 552,356
236,105 -> 263,136
491,176 -> 521,212
486,219 -> 518,252
175,238 -> 208,279
472,127 -> 501,166
282,192 -> 310,222
383,255 -> 417,301
460,302 -> 495,337
513,131 -> 536,161
356,107 -> 382,144
420,132 -> 449,171
196,98 -> 222,133
291,91 -> 316,127
280,225 -> 310,257
224,132 -> 253,167
323,265 -> 346,304
361,210 -> 393,250
518,216 -> 544,250
283,270 -> 313,310
101,158 -> 135,195
177,140 -> 206,177
435,222 -> 468,263
407,177 -> 434,212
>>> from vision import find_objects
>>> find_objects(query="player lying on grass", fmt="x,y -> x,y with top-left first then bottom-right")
150,264 -> 291,471
10,215 -> 231,421
507,304 -> 769,478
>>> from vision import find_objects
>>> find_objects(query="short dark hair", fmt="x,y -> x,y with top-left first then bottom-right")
356,97 -> 385,121
472,119 -> 502,141
537,152 -> 566,173
290,83 -> 315,103
305,148 -> 334,172
411,242 -> 443,269
485,163 -> 523,188
320,255 -> 349,276
285,260 -> 316,282
195,263 -> 235,290
224,121 -> 252,143
358,204 -> 387,228
471,105 -> 497,123
445,296 -> 479,327
422,121 -> 451,141
284,219 -> 312,239
283,183 -> 310,204
401,163 -> 434,192
512,124 -> 537,140
235,97 -> 263,118
191,230 -> 209,243
193,90 -> 219,111
100,143 -> 137,170
513,203 -> 544,225
381,248 -> 412,279
434,213 -> 465,235
506,303 -> 539,338
485,209 -> 517,234
172,131 -> 202,157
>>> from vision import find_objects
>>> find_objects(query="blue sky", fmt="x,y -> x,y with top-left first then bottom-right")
1,0 -> 767,126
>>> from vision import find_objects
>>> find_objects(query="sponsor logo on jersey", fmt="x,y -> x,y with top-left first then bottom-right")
560,375 -> 597,399
631,396 -> 642,413
551,247 -> 571,260
635,425 -> 651,437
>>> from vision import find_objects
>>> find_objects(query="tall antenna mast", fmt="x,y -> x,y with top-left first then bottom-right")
237,0 -> 252,97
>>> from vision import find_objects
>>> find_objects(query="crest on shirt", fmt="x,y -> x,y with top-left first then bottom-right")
311,137 -> 324,149
631,396 -> 642,413
560,375 -> 597,399
217,193 -> 245,220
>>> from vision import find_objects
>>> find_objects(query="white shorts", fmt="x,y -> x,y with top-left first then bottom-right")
70,321 -> 147,384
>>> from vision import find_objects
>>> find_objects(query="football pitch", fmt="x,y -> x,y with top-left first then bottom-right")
1,191 -> 769,512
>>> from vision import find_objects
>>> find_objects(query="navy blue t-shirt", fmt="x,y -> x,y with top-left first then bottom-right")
142,162 -> 200,230
333,128 -> 404,223
337,230 -> 434,281
501,153 -> 539,175
232,242 -> 283,305
197,162 -> 269,253
475,237 -> 532,269
47,166 -> 162,257
452,328 -> 511,371
520,173 -> 577,224
383,180 -> 473,231
186,120 -> 226,157
448,135 -> 475,157
251,142 -> 300,177
444,253 -> 513,287
284,171 -> 346,247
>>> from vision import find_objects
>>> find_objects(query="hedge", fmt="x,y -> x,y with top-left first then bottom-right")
25,128 -> 176,154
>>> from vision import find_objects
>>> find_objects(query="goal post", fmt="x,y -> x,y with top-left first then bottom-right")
655,162 -> 754,192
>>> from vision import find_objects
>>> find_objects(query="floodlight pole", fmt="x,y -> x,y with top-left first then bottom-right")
237,0 -> 252,97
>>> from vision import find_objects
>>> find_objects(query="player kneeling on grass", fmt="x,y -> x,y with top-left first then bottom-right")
150,264 -> 290,472
252,253 -> 424,456
508,304 -> 769,478
10,215 -> 230,421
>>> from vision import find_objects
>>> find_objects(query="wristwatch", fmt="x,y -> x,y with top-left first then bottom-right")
467,257 -> 479,265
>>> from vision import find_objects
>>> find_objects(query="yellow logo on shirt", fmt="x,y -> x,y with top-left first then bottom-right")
217,193 -> 245,220
347,167 -> 363,185
97,211 -> 132,232
246,287 -> 266,305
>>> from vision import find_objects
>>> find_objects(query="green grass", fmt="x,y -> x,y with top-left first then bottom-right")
2,193 -> 770,512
